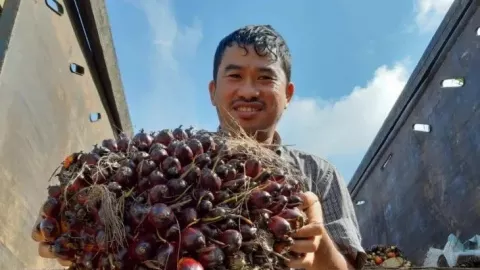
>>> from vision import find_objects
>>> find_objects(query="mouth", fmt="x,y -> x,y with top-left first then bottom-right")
234,106 -> 261,112
231,102 -> 264,120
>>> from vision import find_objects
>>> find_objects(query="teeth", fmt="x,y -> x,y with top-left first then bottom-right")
236,107 -> 258,112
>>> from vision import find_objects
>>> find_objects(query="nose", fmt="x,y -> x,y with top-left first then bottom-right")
236,80 -> 259,100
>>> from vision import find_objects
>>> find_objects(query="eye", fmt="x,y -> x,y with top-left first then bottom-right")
228,74 -> 242,79
258,76 -> 273,80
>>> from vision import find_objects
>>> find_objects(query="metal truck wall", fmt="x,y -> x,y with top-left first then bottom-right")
0,0 -> 118,268
351,2 -> 480,266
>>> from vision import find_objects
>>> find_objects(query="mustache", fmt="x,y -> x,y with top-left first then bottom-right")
230,97 -> 266,106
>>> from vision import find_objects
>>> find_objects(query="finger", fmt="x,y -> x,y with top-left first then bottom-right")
293,220 -> 324,238
298,191 -> 320,211
298,192 -> 323,223
286,252 -> 314,269
38,243 -> 56,259
290,236 -> 321,253
57,258 -> 73,267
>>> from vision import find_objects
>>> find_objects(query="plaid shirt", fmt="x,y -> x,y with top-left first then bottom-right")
273,132 -> 367,269
211,128 -> 366,268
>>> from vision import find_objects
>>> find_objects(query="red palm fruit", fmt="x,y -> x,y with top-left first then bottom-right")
148,184 -> 169,204
152,242 -> 177,270
102,138 -> 118,152
113,166 -> 135,187
178,207 -> 198,228
31,222 -> 44,242
79,152 -> 100,166
174,142 -> 194,166
166,178 -> 187,195
161,156 -> 181,177
117,134 -> 132,152
240,224 -> 258,241
137,159 -> 157,177
132,129 -> 154,151
173,125 -> 189,141
268,216 -> 292,239
47,185 -> 62,198
194,153 -> 211,169
39,217 -> 60,241
177,257 -> 204,270
147,203 -> 175,230
182,164 -> 201,184
186,138 -> 204,157
148,169 -> 167,185
52,234 -> 75,261
199,168 -> 221,191
154,129 -> 174,146
248,190 -> 273,209
181,228 -> 206,252
150,146 -> 169,165
198,134 -> 215,153
41,197 -> 61,218
197,245 -> 225,268
129,234 -> 156,262
218,229 -> 242,254
245,159 -> 262,178
277,208 -> 306,230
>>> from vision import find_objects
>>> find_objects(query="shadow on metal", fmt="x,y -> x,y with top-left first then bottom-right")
349,0 -> 480,266
0,0 -> 131,268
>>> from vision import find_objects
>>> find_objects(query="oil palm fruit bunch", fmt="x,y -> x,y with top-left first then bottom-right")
365,245 -> 412,269
32,126 -> 309,270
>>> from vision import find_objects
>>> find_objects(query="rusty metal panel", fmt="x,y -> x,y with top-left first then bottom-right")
0,0 -> 122,268
350,1 -> 480,266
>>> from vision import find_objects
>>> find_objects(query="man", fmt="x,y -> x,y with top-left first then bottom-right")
33,24 -> 366,269
208,24 -> 366,269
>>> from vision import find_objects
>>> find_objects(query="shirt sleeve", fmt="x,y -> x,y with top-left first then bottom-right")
314,161 -> 367,269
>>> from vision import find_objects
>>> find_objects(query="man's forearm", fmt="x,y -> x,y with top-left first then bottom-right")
315,226 -> 354,270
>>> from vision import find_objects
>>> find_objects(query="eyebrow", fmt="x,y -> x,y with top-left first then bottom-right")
223,64 -> 275,75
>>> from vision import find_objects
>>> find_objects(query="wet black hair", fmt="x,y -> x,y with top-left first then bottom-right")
213,24 -> 291,82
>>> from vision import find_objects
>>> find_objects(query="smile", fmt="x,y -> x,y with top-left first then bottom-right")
234,106 -> 261,112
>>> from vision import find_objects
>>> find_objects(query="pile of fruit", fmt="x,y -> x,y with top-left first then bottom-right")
32,126 -> 308,270
364,245 -> 412,269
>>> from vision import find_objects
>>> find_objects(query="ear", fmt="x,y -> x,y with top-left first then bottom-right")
208,80 -> 216,106
285,82 -> 295,106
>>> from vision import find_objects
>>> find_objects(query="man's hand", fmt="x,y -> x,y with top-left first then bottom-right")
31,209 -> 73,267
286,191 -> 352,270
286,191 -> 324,269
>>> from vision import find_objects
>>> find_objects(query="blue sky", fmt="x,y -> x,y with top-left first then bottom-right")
105,0 -> 453,183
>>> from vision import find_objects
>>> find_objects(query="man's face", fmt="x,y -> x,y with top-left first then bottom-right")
209,44 -> 294,135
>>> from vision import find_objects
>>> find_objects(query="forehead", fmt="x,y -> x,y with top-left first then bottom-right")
220,44 -> 283,71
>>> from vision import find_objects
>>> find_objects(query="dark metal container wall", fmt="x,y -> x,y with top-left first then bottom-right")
349,0 -> 480,266
0,0 -> 131,268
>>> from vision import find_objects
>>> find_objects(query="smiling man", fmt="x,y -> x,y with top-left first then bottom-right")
33,24 -> 366,270
209,25 -> 366,269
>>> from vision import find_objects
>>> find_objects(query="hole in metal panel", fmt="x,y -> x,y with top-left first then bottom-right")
70,63 -> 85,75
413,123 -> 431,133
46,0 -> 64,15
381,153 -> 392,170
355,200 -> 366,206
477,27 -> 480,36
441,78 -> 464,88
89,113 -> 101,122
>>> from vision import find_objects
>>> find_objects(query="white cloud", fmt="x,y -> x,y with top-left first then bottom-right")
278,61 -> 409,159
127,0 -> 204,130
414,0 -> 454,33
